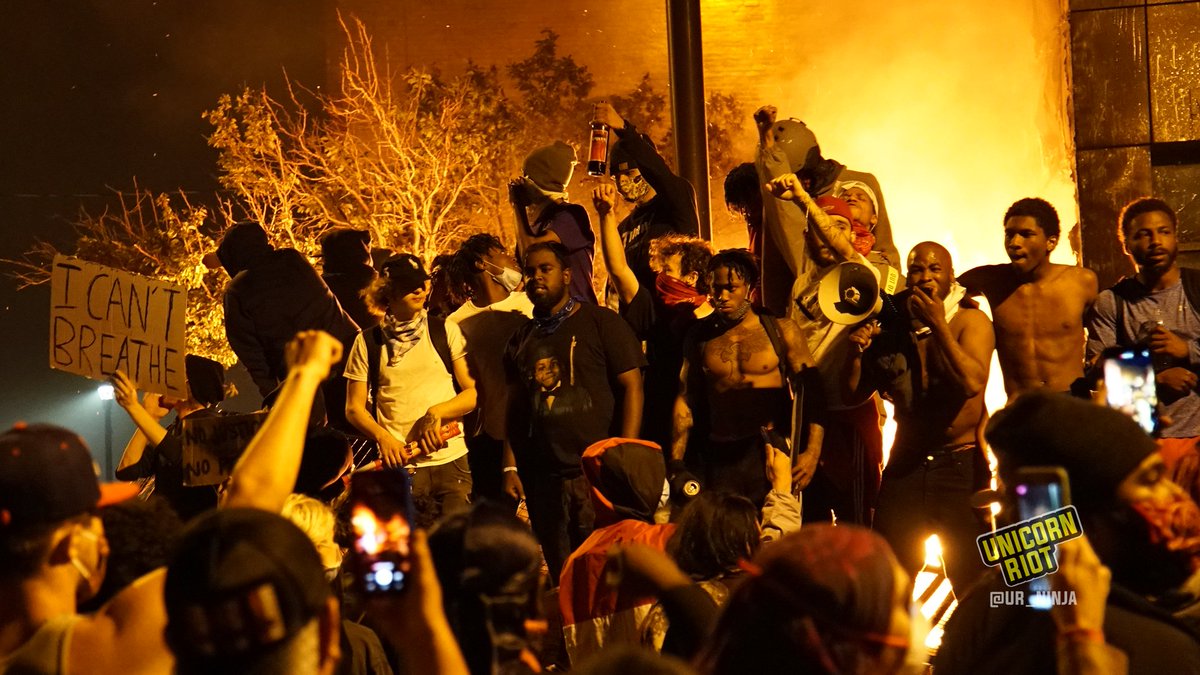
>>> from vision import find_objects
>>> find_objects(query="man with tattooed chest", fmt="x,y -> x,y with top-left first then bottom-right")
672,249 -> 825,506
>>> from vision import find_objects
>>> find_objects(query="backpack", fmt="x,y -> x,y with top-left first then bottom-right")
362,316 -> 457,419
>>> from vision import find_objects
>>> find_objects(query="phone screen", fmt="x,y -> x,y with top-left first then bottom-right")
348,469 -> 415,594
1014,468 -> 1069,610
1103,348 -> 1157,435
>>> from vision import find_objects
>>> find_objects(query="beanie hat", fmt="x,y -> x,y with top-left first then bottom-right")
185,355 -> 226,407
523,141 -> 577,193
985,392 -> 1157,506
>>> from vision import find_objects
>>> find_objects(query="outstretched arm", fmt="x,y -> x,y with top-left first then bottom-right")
223,330 -> 342,512
594,180 -> 640,304
766,173 -> 856,261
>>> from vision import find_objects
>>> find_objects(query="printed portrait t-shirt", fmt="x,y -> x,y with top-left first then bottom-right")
505,303 -> 646,476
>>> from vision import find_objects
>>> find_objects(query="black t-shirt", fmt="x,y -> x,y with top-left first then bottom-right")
505,303 -> 646,476
619,285 -> 699,450
114,407 -> 221,521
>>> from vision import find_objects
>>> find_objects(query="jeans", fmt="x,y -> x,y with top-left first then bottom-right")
873,444 -> 989,594
410,456 -> 473,523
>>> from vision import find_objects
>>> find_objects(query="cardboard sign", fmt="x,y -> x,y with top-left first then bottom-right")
49,255 -> 187,398
181,412 -> 267,486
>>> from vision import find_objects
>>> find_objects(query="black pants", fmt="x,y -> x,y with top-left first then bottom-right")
522,472 -> 595,585
466,432 -> 506,504
873,444 -> 990,594
696,436 -> 771,507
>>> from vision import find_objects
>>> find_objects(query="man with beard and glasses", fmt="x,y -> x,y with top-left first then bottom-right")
502,242 -> 646,582
595,180 -> 713,452
934,392 -> 1200,675
957,198 -> 1098,399
446,235 -> 534,503
1087,198 -> 1200,506
672,249 -> 825,507
843,242 -> 994,593
591,102 -> 700,290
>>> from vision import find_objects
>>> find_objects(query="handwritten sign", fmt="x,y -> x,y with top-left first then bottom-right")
49,255 -> 187,398
181,412 -> 267,486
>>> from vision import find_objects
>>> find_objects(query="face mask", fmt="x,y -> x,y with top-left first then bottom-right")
654,272 -> 706,308
70,527 -> 105,602
1131,493 -> 1200,575
618,173 -> 651,203
485,260 -> 523,293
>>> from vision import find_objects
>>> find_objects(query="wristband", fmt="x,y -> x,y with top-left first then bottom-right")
503,466 -> 519,474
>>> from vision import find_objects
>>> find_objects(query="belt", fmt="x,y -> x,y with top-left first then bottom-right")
921,443 -> 976,462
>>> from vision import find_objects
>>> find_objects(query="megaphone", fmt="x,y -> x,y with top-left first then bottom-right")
817,261 -> 884,325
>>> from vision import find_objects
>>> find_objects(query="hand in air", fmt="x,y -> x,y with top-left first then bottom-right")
285,330 -> 343,381
592,182 -> 618,215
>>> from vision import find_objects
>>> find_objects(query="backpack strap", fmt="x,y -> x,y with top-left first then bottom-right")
760,313 -> 792,385
1181,268 -> 1200,318
363,326 -> 384,419
1109,277 -> 1147,347
427,316 -> 461,393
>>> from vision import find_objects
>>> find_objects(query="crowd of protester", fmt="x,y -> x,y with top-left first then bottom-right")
6,99 -> 1200,675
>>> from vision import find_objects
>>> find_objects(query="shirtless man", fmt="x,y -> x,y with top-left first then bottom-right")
958,198 -> 1097,398
672,249 -> 825,506
845,242 -> 994,591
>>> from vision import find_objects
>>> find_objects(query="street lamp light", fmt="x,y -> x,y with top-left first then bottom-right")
97,383 -> 114,479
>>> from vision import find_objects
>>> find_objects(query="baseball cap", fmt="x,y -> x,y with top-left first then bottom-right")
818,261 -> 882,324
0,423 -> 138,530
164,508 -> 330,666
381,253 -> 430,297
836,180 -> 880,217
815,196 -> 855,225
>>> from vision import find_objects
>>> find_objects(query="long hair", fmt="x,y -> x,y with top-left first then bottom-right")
667,491 -> 758,580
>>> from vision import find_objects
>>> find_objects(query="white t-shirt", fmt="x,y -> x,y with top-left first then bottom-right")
447,293 -> 535,438
345,318 -> 469,467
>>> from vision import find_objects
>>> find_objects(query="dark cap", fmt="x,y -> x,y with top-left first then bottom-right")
608,133 -> 656,175
986,392 -> 1158,506
523,141 -> 576,193
165,508 -> 329,664
0,423 -> 137,530
818,261 -> 880,324
381,253 -> 429,297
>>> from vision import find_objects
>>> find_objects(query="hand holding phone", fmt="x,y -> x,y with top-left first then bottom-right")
1100,347 -> 1158,436
348,469 -> 415,594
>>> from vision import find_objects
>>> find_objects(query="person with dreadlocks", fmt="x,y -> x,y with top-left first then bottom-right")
672,249 -> 825,507
446,234 -> 534,503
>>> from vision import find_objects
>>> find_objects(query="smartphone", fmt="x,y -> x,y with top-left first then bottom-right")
347,468 -> 415,594
1012,466 -> 1072,610
759,425 -> 789,452
1100,346 -> 1157,435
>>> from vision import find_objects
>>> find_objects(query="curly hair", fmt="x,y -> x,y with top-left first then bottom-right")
447,234 -> 506,297
724,162 -> 762,219
651,234 -> 714,292
1118,197 -> 1177,244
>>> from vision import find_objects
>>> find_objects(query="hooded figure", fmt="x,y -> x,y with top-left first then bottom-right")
559,438 -> 673,664
320,228 -> 378,331
216,221 -> 359,409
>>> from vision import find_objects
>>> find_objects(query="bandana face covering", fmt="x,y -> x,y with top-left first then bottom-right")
1130,493 -> 1200,574
617,173 -> 650,203
533,297 -> 578,335
382,312 -> 427,366
654,273 -> 706,308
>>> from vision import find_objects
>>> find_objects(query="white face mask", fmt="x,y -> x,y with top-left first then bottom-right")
70,527 -> 105,602
484,260 -> 523,293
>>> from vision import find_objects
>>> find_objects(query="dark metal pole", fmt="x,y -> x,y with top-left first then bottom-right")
666,0 -> 711,240
104,399 -> 113,480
